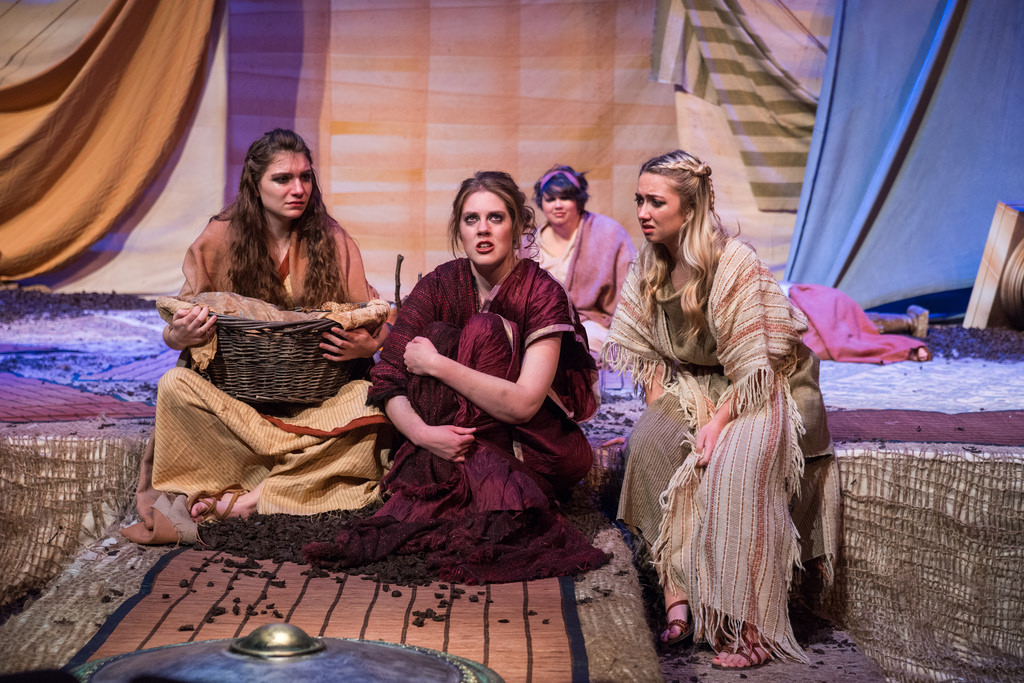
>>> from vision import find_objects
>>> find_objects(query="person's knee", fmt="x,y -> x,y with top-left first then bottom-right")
461,313 -> 512,347
562,451 -> 593,483
547,441 -> 594,485
156,366 -> 197,405
457,313 -> 518,377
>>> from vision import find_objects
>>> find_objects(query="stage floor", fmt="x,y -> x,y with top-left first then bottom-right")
3,304 -> 1023,423
2,303 -> 1022,682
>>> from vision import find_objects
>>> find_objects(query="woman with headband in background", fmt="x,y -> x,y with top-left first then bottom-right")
528,165 -> 636,358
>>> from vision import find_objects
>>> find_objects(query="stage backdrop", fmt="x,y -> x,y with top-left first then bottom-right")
651,0 -> 833,272
1,0 -> 829,297
0,0 -> 223,296
785,0 -> 1024,309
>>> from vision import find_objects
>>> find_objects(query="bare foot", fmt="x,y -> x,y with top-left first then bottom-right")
910,346 -> 932,362
189,487 -> 259,522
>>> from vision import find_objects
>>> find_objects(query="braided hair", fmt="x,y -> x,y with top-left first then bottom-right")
636,150 -> 730,343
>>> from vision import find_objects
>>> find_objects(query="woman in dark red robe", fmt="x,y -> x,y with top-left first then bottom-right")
305,171 -> 608,583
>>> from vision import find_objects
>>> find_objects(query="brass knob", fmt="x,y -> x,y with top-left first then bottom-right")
229,623 -> 326,658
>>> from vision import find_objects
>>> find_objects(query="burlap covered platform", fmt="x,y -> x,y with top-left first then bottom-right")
0,438 -> 660,682
2,309 -> 1024,680
826,443 -> 1024,681
0,429 -> 149,609
4,412 -> 1022,681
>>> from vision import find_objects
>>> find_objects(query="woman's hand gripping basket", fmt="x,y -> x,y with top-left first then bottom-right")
157,293 -> 391,405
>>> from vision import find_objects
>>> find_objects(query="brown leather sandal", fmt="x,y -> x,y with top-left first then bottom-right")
661,599 -> 693,645
711,639 -> 770,670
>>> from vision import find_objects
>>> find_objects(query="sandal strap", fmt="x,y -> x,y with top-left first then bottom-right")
188,484 -> 246,522
719,640 -> 768,667
217,489 -> 241,519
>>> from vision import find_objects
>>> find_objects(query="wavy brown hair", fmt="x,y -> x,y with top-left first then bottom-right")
214,128 -> 343,308
446,171 -> 537,257
635,150 -> 730,343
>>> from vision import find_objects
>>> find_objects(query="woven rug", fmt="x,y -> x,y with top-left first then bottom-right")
827,408 -> 1024,446
0,372 -> 155,422
67,548 -> 587,683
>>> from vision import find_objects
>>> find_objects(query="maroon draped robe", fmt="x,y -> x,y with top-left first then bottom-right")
304,258 -> 608,583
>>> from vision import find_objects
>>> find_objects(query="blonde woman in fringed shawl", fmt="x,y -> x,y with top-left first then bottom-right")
602,150 -> 840,670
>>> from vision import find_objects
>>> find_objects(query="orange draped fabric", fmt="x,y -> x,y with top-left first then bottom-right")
0,0 -> 216,280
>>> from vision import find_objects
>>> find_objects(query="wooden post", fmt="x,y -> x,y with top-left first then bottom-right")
963,202 -> 1024,329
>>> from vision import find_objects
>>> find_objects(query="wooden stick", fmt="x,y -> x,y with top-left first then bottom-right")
394,254 -> 404,311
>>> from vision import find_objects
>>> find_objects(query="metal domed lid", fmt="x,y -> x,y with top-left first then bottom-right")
72,625 -> 505,682
229,623 -> 325,658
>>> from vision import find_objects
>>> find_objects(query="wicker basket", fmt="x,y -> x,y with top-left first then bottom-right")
201,315 -> 362,405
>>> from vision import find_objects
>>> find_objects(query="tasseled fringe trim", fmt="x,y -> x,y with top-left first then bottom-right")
728,366 -> 773,416
650,460 -> 699,597
695,604 -> 809,665
784,381 -> 807,498
651,486 -> 813,665
648,379 -> 822,664
785,507 -> 806,591
695,484 -> 809,665
782,385 -> 810,584
659,375 -> 703,428
601,341 -> 671,397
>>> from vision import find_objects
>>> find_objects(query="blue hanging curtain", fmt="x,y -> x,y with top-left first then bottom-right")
786,0 -> 1024,310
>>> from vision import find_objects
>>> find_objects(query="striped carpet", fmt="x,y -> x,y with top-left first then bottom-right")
67,548 -> 588,683
828,409 -> 1024,446
0,372 -> 155,422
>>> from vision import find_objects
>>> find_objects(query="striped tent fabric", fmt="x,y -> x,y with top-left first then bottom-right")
652,0 -> 833,211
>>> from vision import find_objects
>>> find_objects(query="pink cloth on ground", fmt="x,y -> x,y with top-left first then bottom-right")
788,283 -> 926,364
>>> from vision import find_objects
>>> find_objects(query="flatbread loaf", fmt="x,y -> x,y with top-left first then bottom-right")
319,299 -> 390,331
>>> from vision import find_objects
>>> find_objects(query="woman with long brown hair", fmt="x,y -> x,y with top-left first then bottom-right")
124,129 -> 392,545
604,150 -> 840,669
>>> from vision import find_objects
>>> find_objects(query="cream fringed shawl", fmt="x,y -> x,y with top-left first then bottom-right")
603,239 -> 826,664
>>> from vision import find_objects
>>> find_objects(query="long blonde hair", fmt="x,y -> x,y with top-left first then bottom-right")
636,150 -> 730,343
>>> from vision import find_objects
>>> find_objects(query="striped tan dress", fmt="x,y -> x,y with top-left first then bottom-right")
122,218 -> 393,545
151,370 -> 392,514
602,239 -> 839,663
